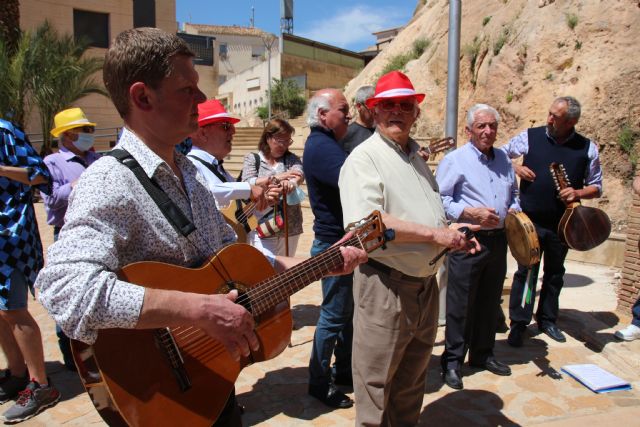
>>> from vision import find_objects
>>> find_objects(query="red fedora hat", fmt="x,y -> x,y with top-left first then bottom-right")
365,71 -> 426,109
198,99 -> 240,127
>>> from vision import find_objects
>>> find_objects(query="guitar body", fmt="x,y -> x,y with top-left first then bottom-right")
71,244 -> 290,427
221,202 -> 258,243
558,203 -> 611,251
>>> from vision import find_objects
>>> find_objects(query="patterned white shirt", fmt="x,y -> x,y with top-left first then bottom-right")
36,128 -> 235,344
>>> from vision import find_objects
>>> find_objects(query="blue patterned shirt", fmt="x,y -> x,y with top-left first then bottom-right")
0,119 -> 51,308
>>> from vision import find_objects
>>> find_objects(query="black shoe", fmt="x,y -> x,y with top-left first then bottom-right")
332,373 -> 353,387
308,383 -> 353,408
540,325 -> 566,343
442,369 -> 463,390
496,320 -> 509,334
508,327 -> 524,347
470,359 -> 512,376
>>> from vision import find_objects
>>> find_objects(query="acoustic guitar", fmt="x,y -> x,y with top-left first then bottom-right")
220,199 -> 258,242
549,162 -> 611,251
70,211 -> 386,426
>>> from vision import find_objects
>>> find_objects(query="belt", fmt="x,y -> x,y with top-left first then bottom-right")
365,259 -> 427,284
475,228 -> 505,237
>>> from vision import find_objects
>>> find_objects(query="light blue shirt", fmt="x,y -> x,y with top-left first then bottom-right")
436,142 -> 520,229
500,128 -> 602,195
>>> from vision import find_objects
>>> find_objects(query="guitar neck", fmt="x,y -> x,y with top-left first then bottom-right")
246,242 -> 348,317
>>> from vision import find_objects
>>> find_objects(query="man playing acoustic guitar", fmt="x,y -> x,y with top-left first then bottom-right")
35,27 -> 367,426
501,96 -> 603,347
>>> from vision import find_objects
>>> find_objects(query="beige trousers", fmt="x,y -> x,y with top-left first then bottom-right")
352,263 -> 439,427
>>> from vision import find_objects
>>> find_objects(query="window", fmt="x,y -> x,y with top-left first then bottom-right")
73,9 -> 109,48
133,0 -> 156,28
219,43 -> 228,59
251,45 -> 265,59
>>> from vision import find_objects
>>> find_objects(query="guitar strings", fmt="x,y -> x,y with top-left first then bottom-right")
170,241 -> 352,352
239,231 -> 369,308
236,234 -> 363,314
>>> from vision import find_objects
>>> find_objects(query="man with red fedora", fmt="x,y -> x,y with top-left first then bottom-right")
339,71 -> 480,426
187,99 -> 274,240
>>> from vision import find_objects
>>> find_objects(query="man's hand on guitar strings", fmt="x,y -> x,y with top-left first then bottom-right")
198,291 -> 260,362
327,231 -> 368,276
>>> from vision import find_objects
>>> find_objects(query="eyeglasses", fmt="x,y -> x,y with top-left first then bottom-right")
271,136 -> 293,146
377,100 -> 416,113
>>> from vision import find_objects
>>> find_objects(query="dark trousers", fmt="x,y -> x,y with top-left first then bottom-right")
308,239 -> 354,386
441,233 -> 507,370
213,389 -> 242,426
509,222 -> 569,330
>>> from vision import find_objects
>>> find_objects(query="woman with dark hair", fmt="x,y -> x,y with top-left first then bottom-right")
241,118 -> 305,257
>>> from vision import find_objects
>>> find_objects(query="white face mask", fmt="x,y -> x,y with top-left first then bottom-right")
72,133 -> 95,152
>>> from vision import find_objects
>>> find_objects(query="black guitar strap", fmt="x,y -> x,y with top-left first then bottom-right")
107,149 -> 196,238
187,154 -> 228,183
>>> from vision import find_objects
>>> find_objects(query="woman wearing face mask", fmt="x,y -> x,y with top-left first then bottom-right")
43,107 -> 101,371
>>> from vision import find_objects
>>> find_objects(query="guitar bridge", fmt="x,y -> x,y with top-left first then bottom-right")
154,328 -> 191,392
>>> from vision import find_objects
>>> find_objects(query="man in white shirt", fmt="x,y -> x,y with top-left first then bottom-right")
188,100 -> 276,225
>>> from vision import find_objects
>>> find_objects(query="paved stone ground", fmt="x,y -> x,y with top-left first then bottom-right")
1,202 -> 638,426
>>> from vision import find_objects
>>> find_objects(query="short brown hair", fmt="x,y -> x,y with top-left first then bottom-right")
258,119 -> 295,156
103,27 -> 194,118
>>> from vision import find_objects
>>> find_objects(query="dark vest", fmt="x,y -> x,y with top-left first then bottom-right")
520,126 -> 590,227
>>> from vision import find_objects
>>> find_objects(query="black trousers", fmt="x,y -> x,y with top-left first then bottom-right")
213,388 -> 242,427
441,233 -> 507,371
509,222 -> 569,331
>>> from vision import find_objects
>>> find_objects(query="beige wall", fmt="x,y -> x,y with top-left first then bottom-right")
195,64 -> 219,99
19,0 -> 176,139
282,54 -> 361,93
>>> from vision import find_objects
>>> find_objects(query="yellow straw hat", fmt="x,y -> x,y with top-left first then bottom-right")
50,108 -> 96,137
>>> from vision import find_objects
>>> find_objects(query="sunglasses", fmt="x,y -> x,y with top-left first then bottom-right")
211,122 -> 234,131
377,100 -> 416,113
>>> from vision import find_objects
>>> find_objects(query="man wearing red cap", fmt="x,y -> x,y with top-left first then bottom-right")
339,71 -> 480,426
187,99 -> 274,236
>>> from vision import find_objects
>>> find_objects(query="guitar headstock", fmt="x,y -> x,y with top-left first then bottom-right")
549,162 -> 572,192
420,137 -> 456,158
345,210 -> 387,254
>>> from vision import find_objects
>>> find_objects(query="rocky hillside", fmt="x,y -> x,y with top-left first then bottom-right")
345,0 -> 640,230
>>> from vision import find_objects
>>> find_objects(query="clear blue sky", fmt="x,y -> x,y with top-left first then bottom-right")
176,0 -> 418,52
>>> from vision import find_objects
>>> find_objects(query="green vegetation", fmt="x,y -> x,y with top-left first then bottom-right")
412,38 -> 431,58
493,27 -> 510,56
0,21 -> 106,155
544,72 -> 554,81
618,124 -> 640,155
574,40 -> 582,50
264,78 -> 307,119
482,16 -> 492,27
464,36 -> 483,74
380,38 -> 431,76
566,13 -> 579,30
380,53 -> 413,75
506,90 -> 514,103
